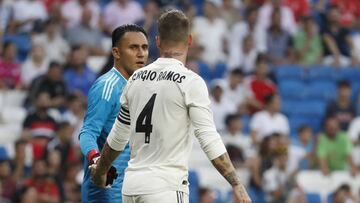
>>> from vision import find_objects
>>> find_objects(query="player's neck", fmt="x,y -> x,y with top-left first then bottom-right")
160,48 -> 187,65
114,65 -> 130,80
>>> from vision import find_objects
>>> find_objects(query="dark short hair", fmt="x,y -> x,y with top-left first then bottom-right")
264,93 -> 276,106
337,80 -> 351,88
158,9 -> 190,44
230,68 -> 244,76
56,121 -> 71,132
112,24 -> 148,47
297,124 -> 311,134
225,114 -> 241,126
49,61 -> 62,69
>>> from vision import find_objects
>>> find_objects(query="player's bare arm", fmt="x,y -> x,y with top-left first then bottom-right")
211,152 -> 252,203
90,142 -> 122,188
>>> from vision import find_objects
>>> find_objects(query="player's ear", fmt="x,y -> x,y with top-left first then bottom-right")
156,36 -> 160,48
188,34 -> 192,46
112,47 -> 120,59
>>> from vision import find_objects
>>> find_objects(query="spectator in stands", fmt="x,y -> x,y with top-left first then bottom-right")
222,114 -> 254,166
229,35 -> 260,74
263,146 -> 290,203
64,45 -> 96,96
32,18 -> 70,64
333,184 -> 357,203
192,0 -> 228,66
347,117 -> 360,172
61,0 -> 100,29
294,16 -> 323,66
325,80 -> 356,131
222,69 -> 259,114
0,147 -> 16,200
47,122 -> 79,176
257,0 -> 297,35
229,7 -> 266,70
247,135 -> 277,201
22,92 -> 57,160
266,8 -> 295,65
136,0 -> 160,62
219,0 -> 241,28
331,0 -> 360,28
0,0 -> 12,51
21,43 -> 49,88
62,94 -> 86,145
321,6 -> 357,67
288,125 -> 315,172
103,0 -> 144,34
209,79 -> 236,133
62,164 -> 81,202
351,21 -> 360,61
317,117 -> 356,175
0,41 -> 21,89
283,0 -> 310,22
65,7 -> 105,56
11,186 -> 38,203
25,159 -> 60,203
246,55 -> 277,111
250,93 -> 289,145
199,187 -> 215,203
12,139 -> 32,181
29,61 -> 67,109
11,0 -> 48,33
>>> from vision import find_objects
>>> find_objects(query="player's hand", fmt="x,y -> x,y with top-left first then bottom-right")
233,185 -> 251,203
89,164 -> 107,188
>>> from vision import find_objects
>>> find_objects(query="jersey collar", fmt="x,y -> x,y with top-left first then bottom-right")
112,67 -> 127,81
155,58 -> 184,66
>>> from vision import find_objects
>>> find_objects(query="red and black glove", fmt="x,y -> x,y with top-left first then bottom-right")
88,150 -> 118,186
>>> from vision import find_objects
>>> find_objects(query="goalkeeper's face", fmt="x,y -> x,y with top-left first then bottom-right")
115,32 -> 149,75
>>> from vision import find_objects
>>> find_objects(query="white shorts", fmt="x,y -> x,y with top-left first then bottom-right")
123,191 -> 189,203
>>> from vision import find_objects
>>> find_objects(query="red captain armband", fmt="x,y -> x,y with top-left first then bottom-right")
87,150 -> 100,165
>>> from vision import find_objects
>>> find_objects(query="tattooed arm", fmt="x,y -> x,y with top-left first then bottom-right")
211,153 -> 241,186
90,142 -> 122,187
211,153 -> 251,203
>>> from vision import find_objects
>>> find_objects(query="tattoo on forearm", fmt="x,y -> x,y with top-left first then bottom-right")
163,52 -> 184,58
211,153 -> 241,186
97,143 -> 122,174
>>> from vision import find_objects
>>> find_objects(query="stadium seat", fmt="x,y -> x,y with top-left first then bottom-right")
3,34 -> 31,61
278,79 -> 307,100
306,65 -> 338,81
351,82 -> 360,102
307,81 -> 337,101
241,115 -> 251,134
306,193 -> 321,203
281,99 -> 299,116
289,115 -> 322,135
284,100 -> 326,117
189,170 -> 199,203
274,64 -> 305,80
339,68 -> 360,82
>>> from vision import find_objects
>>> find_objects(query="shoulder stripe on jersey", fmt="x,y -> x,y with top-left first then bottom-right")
105,77 -> 120,101
118,114 -> 130,122
102,73 -> 116,100
104,74 -> 118,101
119,111 -> 130,120
117,116 -> 130,125
121,106 -> 130,114
120,108 -> 130,117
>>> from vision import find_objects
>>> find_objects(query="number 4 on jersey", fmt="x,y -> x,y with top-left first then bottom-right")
136,94 -> 157,143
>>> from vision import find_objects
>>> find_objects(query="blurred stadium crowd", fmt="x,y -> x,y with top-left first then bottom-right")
1,0 -> 360,202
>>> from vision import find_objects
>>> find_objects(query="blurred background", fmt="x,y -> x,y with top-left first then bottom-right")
0,0 -> 360,202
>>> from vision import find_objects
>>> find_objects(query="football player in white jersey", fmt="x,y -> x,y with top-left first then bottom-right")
90,9 -> 251,203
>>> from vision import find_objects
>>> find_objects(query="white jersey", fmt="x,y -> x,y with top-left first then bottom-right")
107,58 -> 227,195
